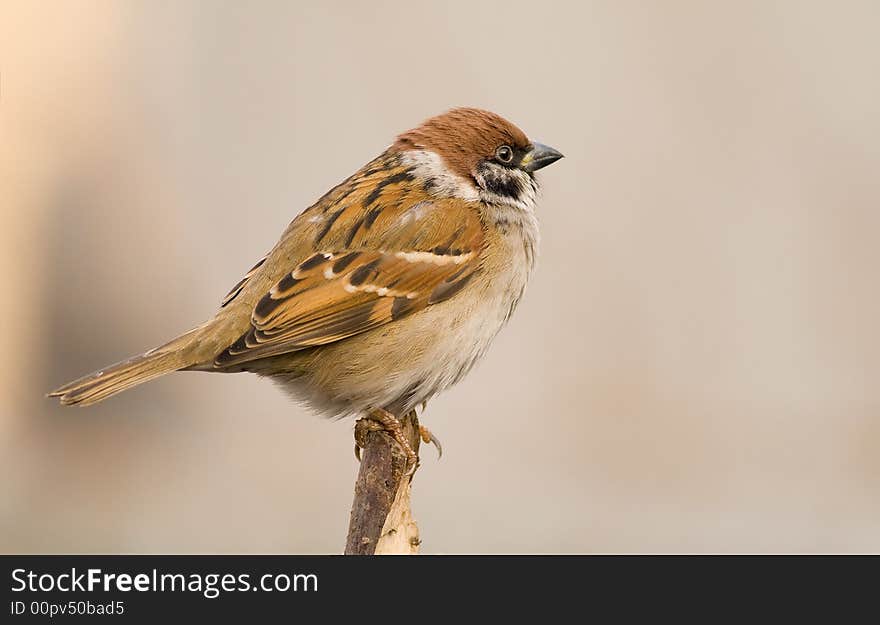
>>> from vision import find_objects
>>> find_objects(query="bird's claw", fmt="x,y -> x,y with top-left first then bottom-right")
419,425 -> 443,459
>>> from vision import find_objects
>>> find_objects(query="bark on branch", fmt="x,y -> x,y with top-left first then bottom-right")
345,410 -> 421,555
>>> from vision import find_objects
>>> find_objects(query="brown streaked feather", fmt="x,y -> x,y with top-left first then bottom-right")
221,255 -> 267,307
213,152 -> 411,311
214,186 -> 484,368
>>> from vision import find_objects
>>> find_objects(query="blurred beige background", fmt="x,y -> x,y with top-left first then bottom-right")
2,0 -> 879,553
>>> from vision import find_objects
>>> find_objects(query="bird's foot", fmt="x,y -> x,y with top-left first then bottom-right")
354,408 -> 419,474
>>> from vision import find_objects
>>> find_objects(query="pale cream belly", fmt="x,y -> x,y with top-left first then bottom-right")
252,275 -> 515,419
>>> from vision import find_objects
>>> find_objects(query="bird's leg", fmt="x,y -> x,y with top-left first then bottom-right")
354,408 -> 418,473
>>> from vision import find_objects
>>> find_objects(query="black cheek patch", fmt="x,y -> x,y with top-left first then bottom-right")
483,172 -> 524,200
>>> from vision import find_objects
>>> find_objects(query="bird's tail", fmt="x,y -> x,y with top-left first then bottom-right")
48,327 -> 205,407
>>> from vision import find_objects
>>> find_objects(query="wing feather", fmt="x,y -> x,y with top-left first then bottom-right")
214,165 -> 484,368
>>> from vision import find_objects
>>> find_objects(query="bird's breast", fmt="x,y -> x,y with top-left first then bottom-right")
422,206 -> 540,386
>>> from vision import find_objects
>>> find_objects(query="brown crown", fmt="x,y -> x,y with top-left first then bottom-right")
393,108 -> 531,180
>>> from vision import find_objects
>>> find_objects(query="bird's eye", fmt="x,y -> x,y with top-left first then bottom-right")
495,145 -> 514,164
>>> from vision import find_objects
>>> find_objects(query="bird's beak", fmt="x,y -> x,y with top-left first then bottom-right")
521,142 -> 564,172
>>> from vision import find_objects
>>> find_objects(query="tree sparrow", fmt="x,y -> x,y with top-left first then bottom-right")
49,108 -> 563,465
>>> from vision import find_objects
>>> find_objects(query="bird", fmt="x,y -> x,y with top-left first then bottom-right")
49,107 -> 563,467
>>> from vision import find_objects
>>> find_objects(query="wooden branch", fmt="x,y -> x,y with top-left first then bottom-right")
345,410 -> 421,555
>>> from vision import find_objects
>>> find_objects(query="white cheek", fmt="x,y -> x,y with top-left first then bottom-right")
398,149 -> 480,202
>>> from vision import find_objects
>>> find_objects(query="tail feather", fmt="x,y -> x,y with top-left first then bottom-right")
48,327 -> 206,406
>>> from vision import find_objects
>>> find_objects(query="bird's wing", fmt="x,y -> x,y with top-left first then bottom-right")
221,255 -> 268,307
214,158 -> 484,367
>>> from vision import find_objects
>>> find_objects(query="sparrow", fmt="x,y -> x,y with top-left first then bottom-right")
49,108 -> 563,466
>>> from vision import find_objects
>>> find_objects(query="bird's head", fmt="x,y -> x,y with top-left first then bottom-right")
393,108 -> 563,210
